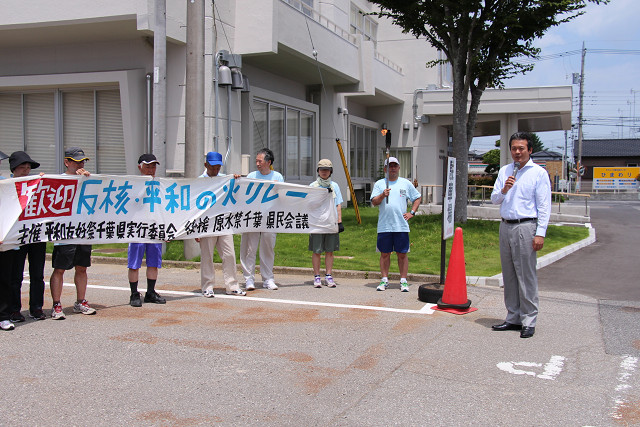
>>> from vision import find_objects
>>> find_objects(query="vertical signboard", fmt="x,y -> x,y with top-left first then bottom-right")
443,156 -> 456,240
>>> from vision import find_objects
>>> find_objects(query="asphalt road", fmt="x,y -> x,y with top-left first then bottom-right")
2,243 -> 640,425
538,199 -> 640,300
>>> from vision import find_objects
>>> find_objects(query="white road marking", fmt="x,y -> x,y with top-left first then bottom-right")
611,355 -> 639,420
56,282 -> 436,315
497,355 -> 565,380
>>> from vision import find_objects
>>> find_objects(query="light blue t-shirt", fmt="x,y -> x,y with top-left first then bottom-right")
370,177 -> 421,233
309,180 -> 343,213
247,170 -> 284,182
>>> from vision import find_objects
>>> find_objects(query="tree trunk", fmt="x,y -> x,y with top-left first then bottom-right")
452,63 -> 469,223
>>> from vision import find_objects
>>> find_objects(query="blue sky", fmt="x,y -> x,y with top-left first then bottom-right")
470,0 -> 640,156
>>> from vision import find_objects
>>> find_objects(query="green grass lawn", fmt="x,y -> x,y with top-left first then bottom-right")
80,207 -> 590,277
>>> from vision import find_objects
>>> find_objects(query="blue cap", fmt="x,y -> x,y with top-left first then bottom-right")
206,151 -> 223,166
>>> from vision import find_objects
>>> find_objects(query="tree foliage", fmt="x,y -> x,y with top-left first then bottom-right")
369,0 -> 607,221
530,132 -> 545,153
482,149 -> 501,174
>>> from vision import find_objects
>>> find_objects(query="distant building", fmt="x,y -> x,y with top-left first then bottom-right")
531,149 -> 563,190
573,139 -> 640,191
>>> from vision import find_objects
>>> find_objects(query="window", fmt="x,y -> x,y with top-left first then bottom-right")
282,0 -> 314,17
385,149 -> 413,180
252,99 -> 314,181
349,123 -> 377,180
0,89 -> 125,175
350,4 -> 378,43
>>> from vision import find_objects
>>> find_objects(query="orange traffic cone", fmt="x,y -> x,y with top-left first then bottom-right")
436,227 -> 473,312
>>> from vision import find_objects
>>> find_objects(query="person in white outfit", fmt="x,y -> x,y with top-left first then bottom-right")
240,148 -> 283,291
196,152 -> 246,297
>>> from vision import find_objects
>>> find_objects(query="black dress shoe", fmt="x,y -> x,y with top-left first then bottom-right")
144,291 -> 166,304
520,326 -> 535,338
491,322 -> 522,331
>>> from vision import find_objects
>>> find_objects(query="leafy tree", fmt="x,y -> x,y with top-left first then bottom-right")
530,132 -> 545,153
369,0 -> 607,221
483,149 -> 501,174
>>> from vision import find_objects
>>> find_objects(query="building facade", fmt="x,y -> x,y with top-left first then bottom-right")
0,0 -> 572,203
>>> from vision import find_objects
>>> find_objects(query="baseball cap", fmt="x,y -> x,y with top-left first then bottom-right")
138,153 -> 160,165
385,156 -> 400,166
64,147 -> 90,162
205,151 -> 223,166
0,150 -> 8,161
9,151 -> 40,172
317,159 -> 333,169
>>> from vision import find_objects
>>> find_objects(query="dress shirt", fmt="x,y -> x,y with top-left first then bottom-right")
491,159 -> 551,237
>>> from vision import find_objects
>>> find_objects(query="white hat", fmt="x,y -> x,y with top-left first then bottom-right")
385,156 -> 399,166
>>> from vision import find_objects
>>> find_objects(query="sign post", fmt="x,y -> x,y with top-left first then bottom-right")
440,156 -> 456,285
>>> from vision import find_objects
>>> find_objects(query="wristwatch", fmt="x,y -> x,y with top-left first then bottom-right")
410,210 -> 415,215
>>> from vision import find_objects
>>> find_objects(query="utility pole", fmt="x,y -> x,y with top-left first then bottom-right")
153,0 -> 167,176
576,42 -> 586,192
184,0 -> 205,260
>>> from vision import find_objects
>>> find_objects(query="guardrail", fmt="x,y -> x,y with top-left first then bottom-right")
422,184 -> 590,216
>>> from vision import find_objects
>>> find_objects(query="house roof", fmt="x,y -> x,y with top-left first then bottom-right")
531,149 -> 563,160
573,139 -> 640,157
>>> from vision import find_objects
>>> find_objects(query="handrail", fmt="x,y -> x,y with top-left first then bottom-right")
421,184 -> 591,216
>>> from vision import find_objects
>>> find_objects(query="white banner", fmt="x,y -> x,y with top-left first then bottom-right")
443,156 -> 456,240
0,174 -> 337,250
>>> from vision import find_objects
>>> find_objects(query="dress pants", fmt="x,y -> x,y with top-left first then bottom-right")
0,249 -> 16,321
199,235 -> 240,293
499,221 -> 539,328
10,242 -> 46,312
240,232 -> 276,283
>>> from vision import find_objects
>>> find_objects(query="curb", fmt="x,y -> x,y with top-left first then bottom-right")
45,224 -> 596,288
483,223 -> 596,287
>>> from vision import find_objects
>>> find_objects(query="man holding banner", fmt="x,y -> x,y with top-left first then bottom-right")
370,157 -> 421,292
240,148 -> 284,291
196,152 -> 246,298
0,150 -> 17,330
49,147 -> 97,319
127,154 -> 167,307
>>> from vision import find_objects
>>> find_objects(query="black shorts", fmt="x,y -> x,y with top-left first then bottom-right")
52,244 -> 92,270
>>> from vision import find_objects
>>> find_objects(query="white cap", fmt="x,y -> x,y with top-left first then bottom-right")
385,156 -> 399,166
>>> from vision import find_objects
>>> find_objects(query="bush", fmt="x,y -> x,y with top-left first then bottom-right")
468,174 -> 496,186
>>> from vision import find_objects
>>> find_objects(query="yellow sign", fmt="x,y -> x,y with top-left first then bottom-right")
593,167 -> 640,179
593,167 -> 640,190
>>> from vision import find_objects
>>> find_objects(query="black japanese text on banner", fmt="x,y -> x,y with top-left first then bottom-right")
0,175 -> 337,250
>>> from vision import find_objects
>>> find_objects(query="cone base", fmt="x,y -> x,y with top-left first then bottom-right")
433,306 -> 478,315
436,298 -> 472,310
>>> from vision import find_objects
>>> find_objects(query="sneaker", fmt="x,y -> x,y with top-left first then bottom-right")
245,279 -> 256,291
29,309 -> 46,321
144,291 -> 166,304
130,291 -> 143,307
325,275 -> 336,288
313,276 -> 322,288
51,303 -> 66,320
226,288 -> 247,296
376,281 -> 388,291
9,311 -> 25,323
202,289 -> 215,298
400,282 -> 410,292
263,279 -> 278,290
73,299 -> 97,315
0,320 -> 15,331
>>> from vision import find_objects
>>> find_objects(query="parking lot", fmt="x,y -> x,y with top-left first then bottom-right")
1,260 -> 638,426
